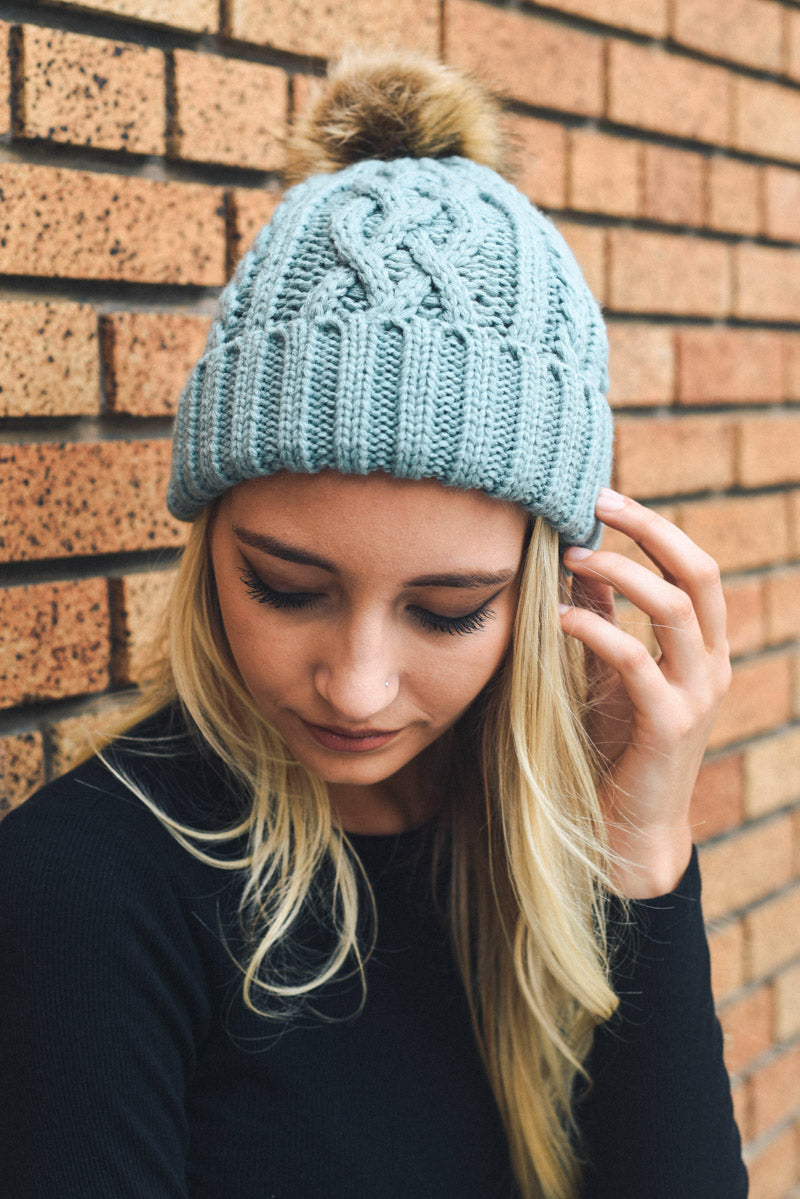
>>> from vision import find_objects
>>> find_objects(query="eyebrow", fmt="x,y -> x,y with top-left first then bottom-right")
233,526 -> 516,590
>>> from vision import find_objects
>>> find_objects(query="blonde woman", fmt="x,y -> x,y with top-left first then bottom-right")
0,52 -> 747,1199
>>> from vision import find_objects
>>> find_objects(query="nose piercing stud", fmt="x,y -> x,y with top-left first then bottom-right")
385,680 -> 390,687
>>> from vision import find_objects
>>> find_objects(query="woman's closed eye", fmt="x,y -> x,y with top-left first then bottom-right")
237,563 -> 497,637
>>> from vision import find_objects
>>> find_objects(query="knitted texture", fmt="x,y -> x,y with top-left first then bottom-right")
167,156 -> 613,548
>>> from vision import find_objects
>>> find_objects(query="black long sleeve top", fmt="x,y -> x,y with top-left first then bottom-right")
0,707 -> 748,1198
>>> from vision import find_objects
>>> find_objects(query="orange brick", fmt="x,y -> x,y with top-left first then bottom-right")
17,25 -> 164,154
0,300 -> 99,417
0,579 -> 110,709
0,22 -> 11,137
505,115 -> 566,210
45,695 -> 133,780
724,576 -> 766,658
607,41 -> 730,145
0,163 -> 226,285
737,415 -> 800,488
790,490 -> 800,558
641,144 -> 705,227
614,414 -> 735,497
764,167 -> 800,243
446,1 -> 604,116
676,328 -> 783,405
764,570 -> 800,647
785,333 -> 800,401
568,129 -> 639,218
746,887 -> 800,980
0,732 -> 45,814
0,441 -> 186,563
749,1044 -> 800,1139
672,0 -> 783,71
110,569 -> 174,684
731,1078 -> 751,1144
36,0 -> 217,31
553,221 -> 605,303
746,1120 -> 799,1199
101,311 -> 211,417
229,187 -> 284,268
171,51 -> 287,171
290,74 -> 321,122
708,918 -> 746,1001
606,323 -> 674,407
744,728 -> 800,820
718,981 -> 774,1073
229,0 -> 438,56
775,961 -> 800,1041
691,752 -> 744,842
733,75 -> 800,163
534,0 -> 667,34
706,156 -> 762,237
710,654 -> 794,750
676,494 -> 790,573
701,818 -> 793,923
736,244 -> 800,322
608,229 -> 730,316
788,10 -> 800,83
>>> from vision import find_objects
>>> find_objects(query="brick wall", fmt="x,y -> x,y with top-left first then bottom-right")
1,2 -> 799,1193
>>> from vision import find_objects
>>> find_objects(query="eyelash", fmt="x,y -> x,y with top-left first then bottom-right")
237,564 -> 495,637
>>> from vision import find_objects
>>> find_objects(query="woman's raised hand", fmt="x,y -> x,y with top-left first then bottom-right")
559,487 -> 732,899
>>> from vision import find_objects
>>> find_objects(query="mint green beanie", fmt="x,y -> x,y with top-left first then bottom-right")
167,82 -> 612,550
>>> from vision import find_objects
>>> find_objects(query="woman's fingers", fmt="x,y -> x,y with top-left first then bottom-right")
586,488 -> 728,655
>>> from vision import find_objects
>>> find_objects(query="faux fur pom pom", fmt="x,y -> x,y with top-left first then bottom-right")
285,48 -> 508,184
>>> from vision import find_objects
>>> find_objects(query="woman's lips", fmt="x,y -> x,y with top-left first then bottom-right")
300,720 -> 402,753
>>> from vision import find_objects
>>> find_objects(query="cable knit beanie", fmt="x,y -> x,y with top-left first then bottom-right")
167,51 -> 613,549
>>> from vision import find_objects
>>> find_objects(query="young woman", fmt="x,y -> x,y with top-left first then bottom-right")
0,51 -> 747,1199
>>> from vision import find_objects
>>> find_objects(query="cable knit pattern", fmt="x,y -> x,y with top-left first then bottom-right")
167,156 -> 613,548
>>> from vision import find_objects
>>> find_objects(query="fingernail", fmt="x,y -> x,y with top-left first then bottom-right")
564,546 -> 592,561
596,487 -> 626,511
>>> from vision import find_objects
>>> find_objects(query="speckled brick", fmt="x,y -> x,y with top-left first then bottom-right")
764,167 -> 800,243
691,753 -> 743,843
614,414 -> 735,497
675,493 -> 790,573
676,328 -> 783,404
172,51 -> 287,171
504,115 -> 566,209
0,299 -> 99,417
38,0 -> 217,32
101,311 -> 211,417
0,163 -> 226,285
784,333 -> 800,401
764,570 -> 800,647
446,1 -> 604,116
608,41 -> 730,145
568,130 -> 639,219
608,229 -> 731,316
736,415 -> 800,487
733,75 -> 800,163
724,576 -> 765,657
45,696 -> 133,780
111,569 -> 174,684
0,578 -> 110,709
606,323 -> 675,407
672,0 -> 783,71
17,25 -> 165,154
534,0 -> 667,35
0,22 -> 10,138
706,157 -> 762,236
735,243 -> 800,321
227,0 -> 438,56
712,652 -> 794,750
229,187 -> 284,267
641,144 -> 704,226
0,732 -> 45,812
0,441 -> 186,563
291,74 -> 322,122
788,10 -> 800,83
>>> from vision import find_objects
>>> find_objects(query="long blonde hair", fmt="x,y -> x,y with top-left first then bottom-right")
98,500 -> 621,1199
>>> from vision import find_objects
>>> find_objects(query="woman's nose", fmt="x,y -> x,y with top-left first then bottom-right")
313,628 -> 398,722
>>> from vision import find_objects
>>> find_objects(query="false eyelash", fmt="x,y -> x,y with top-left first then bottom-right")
238,563 -> 495,637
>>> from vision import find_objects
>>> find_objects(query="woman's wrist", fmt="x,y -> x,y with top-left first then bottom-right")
607,824 -> 694,900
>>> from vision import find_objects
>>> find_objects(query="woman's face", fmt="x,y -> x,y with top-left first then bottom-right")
210,470 -> 529,831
